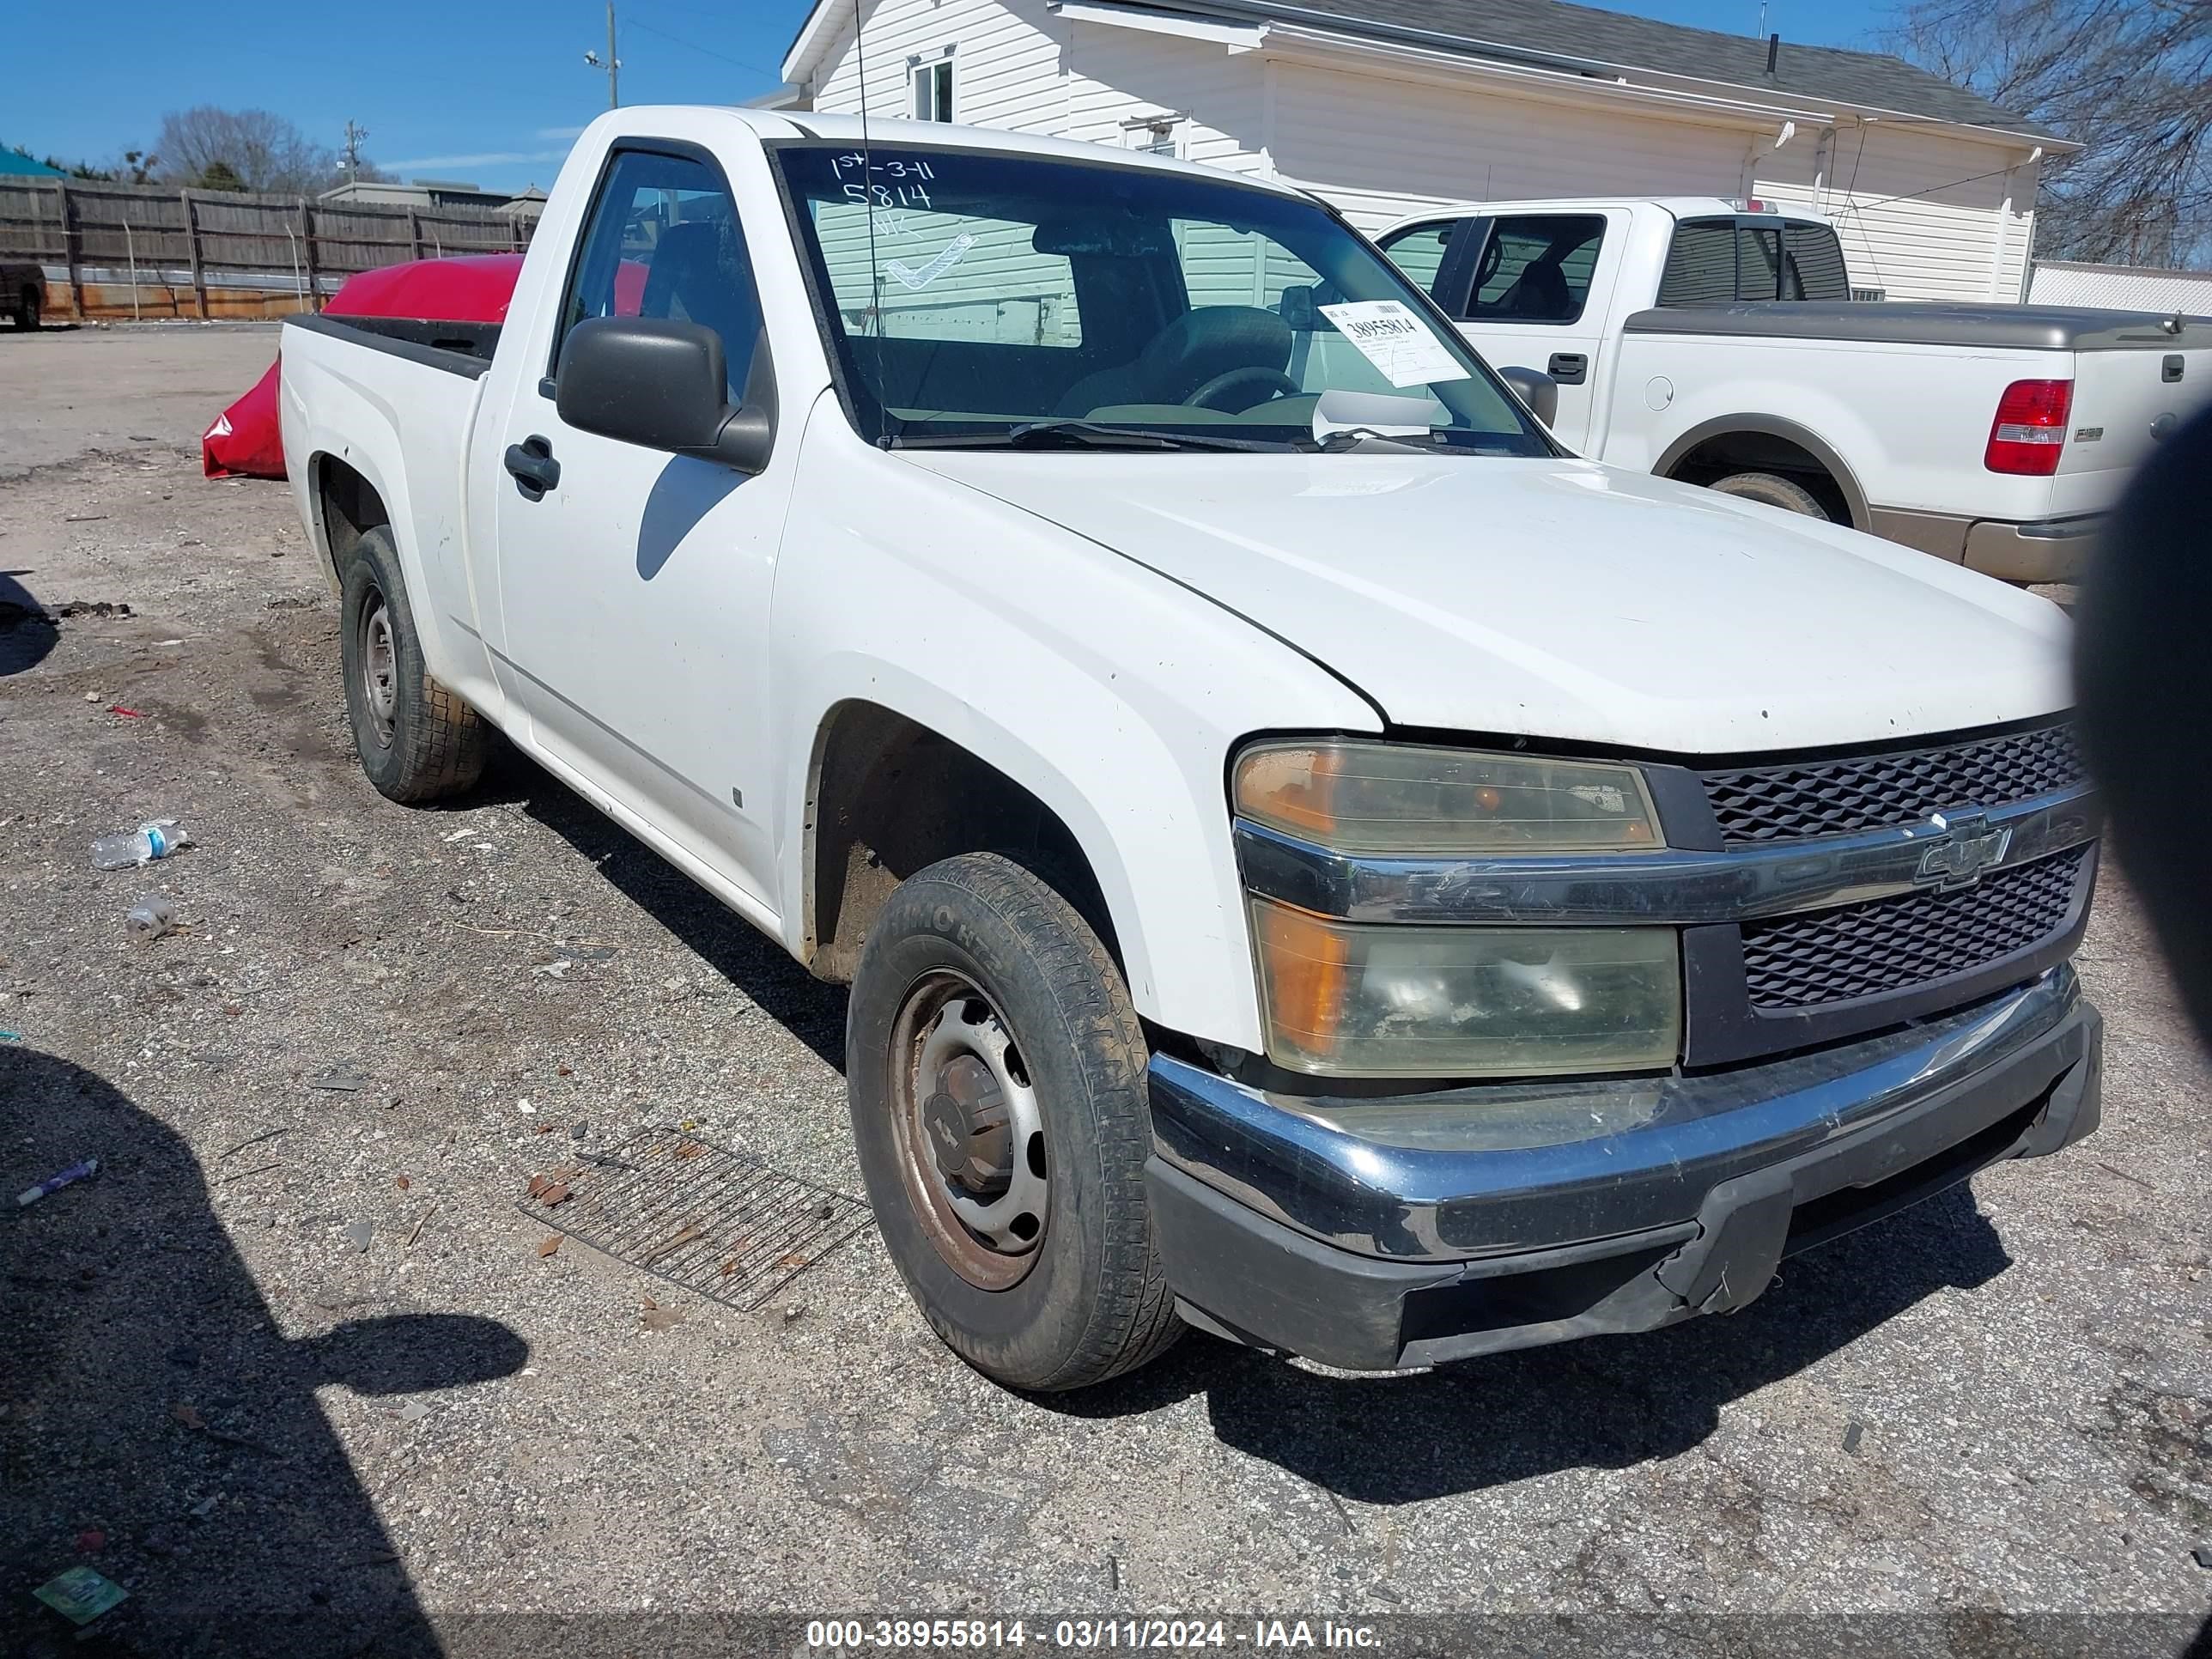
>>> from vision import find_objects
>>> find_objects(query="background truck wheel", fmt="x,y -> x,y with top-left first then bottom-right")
337,526 -> 486,803
846,852 -> 1182,1392
1707,471 -> 1832,519
13,289 -> 40,330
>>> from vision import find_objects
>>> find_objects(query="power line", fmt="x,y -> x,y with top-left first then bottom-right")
624,14 -> 787,82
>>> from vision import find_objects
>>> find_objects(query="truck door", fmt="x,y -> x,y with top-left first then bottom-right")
489,140 -> 794,911
1389,213 -> 1613,450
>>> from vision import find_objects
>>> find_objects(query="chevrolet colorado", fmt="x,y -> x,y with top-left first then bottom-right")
281,109 -> 2102,1391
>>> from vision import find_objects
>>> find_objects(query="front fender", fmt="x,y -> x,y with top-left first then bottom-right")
771,423 -> 1379,1050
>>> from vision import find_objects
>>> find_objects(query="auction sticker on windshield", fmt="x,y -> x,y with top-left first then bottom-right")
1317,300 -> 1468,388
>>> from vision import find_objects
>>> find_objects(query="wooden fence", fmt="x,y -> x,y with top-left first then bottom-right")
0,178 -> 537,320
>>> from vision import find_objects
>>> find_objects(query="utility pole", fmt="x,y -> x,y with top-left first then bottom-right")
342,120 -> 370,190
586,5 -> 620,109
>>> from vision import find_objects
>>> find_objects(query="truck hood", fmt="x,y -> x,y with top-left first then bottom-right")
904,451 -> 2073,755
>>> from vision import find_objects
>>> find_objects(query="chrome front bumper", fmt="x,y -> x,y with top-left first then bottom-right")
1145,966 -> 2101,1368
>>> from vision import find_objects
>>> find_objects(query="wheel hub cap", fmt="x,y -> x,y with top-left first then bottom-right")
921,1054 -> 1012,1196
360,596 -> 398,745
892,981 -> 1050,1288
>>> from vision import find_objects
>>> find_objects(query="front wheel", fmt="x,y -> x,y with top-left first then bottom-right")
846,853 -> 1181,1391
13,289 -> 40,331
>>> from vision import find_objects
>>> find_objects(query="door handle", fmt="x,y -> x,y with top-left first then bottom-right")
1547,353 -> 1589,386
503,434 -> 561,500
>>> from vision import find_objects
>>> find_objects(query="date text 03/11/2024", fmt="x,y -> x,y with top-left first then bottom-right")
805,1620 -> 1384,1650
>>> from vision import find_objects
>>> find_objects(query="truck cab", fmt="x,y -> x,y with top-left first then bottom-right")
1378,196 -> 2212,579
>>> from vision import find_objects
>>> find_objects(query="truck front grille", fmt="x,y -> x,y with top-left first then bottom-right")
1702,722 -> 2083,844
1739,847 -> 2088,1011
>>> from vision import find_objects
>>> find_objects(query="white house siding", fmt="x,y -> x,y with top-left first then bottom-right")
805,0 -> 1090,342
1770,122 -> 2036,303
1265,62 -> 1747,231
811,0 -> 1066,132
799,0 -> 2037,304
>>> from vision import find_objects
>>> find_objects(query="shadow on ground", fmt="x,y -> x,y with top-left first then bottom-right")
0,1048 -> 527,1658
1050,1184 -> 2014,1504
465,742 -> 849,1073
0,571 -> 60,677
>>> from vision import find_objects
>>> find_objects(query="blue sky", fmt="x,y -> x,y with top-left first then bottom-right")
10,0 -> 1893,195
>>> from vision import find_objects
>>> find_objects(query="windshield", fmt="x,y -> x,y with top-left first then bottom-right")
770,142 -> 1553,455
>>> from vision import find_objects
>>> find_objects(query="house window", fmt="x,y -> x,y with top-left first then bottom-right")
912,58 -> 954,122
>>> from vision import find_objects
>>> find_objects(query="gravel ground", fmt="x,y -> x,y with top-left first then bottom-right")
1,323 -> 2209,1658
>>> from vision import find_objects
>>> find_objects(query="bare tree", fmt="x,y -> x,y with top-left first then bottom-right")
153,106 -> 357,196
1883,0 -> 2212,268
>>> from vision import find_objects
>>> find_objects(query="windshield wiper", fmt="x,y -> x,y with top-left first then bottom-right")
890,418 -> 1301,453
1316,426 -> 1435,453
1316,426 -> 1525,454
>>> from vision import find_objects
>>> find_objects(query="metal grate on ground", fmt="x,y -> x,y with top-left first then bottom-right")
517,1127 -> 873,1312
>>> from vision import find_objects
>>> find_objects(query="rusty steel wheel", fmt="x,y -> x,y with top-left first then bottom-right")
337,526 -> 486,803
846,853 -> 1181,1390
887,970 -> 1050,1291
357,589 -> 399,750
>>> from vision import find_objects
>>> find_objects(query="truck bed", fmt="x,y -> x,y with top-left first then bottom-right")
1623,301 -> 2212,352
283,313 -> 505,378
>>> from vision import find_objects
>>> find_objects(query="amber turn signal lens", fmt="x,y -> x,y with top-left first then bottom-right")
1234,741 -> 1663,854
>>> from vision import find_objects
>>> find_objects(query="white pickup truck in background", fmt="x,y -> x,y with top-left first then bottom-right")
1377,198 -> 2212,580
282,110 -> 2104,1393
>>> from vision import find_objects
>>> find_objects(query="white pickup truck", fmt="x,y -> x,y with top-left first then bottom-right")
1377,198 -> 2211,581
282,110 -> 2103,1392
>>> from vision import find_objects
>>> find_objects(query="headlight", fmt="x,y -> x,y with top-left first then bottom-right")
1249,898 -> 1681,1077
1234,740 -> 1663,854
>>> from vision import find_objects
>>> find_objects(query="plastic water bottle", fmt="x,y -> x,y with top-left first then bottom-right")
125,895 -> 179,939
91,820 -> 191,871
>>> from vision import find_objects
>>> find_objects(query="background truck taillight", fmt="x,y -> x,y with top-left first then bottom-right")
1985,379 -> 2073,476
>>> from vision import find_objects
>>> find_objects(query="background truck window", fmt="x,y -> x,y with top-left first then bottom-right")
1375,221 -> 1456,300
1656,218 -> 1736,306
1738,225 -> 1784,300
1466,216 -> 1605,323
555,148 -> 763,398
1781,222 -> 1851,300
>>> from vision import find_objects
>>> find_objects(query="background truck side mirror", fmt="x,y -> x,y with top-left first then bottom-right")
1496,365 -> 1559,428
556,316 -> 775,475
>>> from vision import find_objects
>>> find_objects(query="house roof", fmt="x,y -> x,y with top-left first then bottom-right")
1227,0 -> 2062,139
785,0 -> 2062,144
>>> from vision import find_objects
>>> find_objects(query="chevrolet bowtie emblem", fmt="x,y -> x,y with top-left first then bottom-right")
1915,811 -> 2012,890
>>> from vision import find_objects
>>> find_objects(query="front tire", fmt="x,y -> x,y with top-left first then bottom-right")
846,853 -> 1181,1391
337,526 -> 485,802
13,289 -> 40,331
1706,470 -> 1832,519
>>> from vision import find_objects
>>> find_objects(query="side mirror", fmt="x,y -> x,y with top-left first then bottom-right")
556,316 -> 774,475
1497,365 -> 1559,429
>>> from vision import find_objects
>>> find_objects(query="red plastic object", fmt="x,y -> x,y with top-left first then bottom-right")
201,255 -> 527,481
1984,378 -> 2073,477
